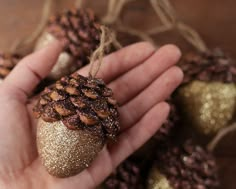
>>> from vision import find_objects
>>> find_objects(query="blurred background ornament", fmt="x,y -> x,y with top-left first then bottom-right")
35,8 -> 101,80
176,49 -> 236,138
147,140 -> 219,189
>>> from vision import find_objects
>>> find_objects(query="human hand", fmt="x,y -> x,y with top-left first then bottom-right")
0,41 -> 182,189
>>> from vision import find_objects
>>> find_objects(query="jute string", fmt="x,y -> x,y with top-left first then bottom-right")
150,0 -> 208,52
89,26 -> 119,78
10,0 -> 53,54
102,0 -> 207,50
102,0 -> 158,46
102,0 -> 135,25
207,123 -> 236,152
116,19 -> 157,47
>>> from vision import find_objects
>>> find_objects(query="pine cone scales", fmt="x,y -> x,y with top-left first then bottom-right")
46,9 -> 101,67
34,72 -> 119,139
0,53 -> 21,79
104,159 -> 144,189
153,141 -> 219,189
179,48 -> 236,84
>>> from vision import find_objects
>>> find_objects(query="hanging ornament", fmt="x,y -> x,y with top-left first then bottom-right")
176,49 -> 236,136
35,8 -> 102,80
149,0 -> 236,137
147,140 -> 219,189
0,52 -> 21,82
33,26 -> 120,177
33,72 -> 119,177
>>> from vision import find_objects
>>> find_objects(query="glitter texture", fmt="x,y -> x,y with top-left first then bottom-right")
37,118 -> 104,177
35,32 -> 76,80
147,168 -> 173,189
177,81 -> 236,135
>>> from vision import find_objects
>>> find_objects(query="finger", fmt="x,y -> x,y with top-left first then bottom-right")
85,102 -> 170,185
3,41 -> 64,97
109,44 -> 181,105
119,66 -> 183,131
78,42 -> 155,83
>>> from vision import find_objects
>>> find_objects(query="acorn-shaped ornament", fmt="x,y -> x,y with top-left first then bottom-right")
33,72 -> 119,177
0,52 -> 21,82
176,49 -> 236,136
147,140 -> 219,189
35,8 -> 101,80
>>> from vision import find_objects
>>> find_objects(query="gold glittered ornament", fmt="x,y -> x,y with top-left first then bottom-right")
34,73 -> 119,177
177,49 -> 236,137
35,32 -> 76,80
35,8 -> 101,80
177,81 -> 236,135
147,168 -> 173,189
37,118 -> 104,177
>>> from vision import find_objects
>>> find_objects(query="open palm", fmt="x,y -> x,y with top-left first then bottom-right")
0,41 -> 182,189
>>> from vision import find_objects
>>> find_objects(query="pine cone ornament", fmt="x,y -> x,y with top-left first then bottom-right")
147,140 -> 219,189
176,49 -> 236,136
0,52 -> 21,81
102,159 -> 144,189
35,8 -> 101,80
33,72 -> 119,177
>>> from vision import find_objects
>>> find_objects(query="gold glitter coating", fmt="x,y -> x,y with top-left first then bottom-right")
147,168 -> 173,189
35,32 -> 77,80
37,118 -> 104,177
177,81 -> 236,135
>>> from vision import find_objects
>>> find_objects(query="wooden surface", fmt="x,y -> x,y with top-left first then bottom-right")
0,0 -> 236,56
0,0 -> 235,188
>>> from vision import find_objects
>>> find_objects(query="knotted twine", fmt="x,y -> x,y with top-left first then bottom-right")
150,0 -> 208,53
89,25 -> 120,78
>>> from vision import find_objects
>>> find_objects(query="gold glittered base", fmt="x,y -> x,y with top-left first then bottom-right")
177,81 -> 236,136
147,167 -> 173,189
37,118 -> 104,178
35,32 -> 77,80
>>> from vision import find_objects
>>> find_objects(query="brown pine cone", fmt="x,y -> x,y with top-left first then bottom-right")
47,8 -> 101,66
103,159 -> 145,189
149,140 -> 219,189
35,8 -> 101,80
33,73 -> 119,177
0,52 -> 21,79
179,48 -> 236,84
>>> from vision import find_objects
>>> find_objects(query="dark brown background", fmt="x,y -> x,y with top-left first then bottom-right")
0,0 -> 235,188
